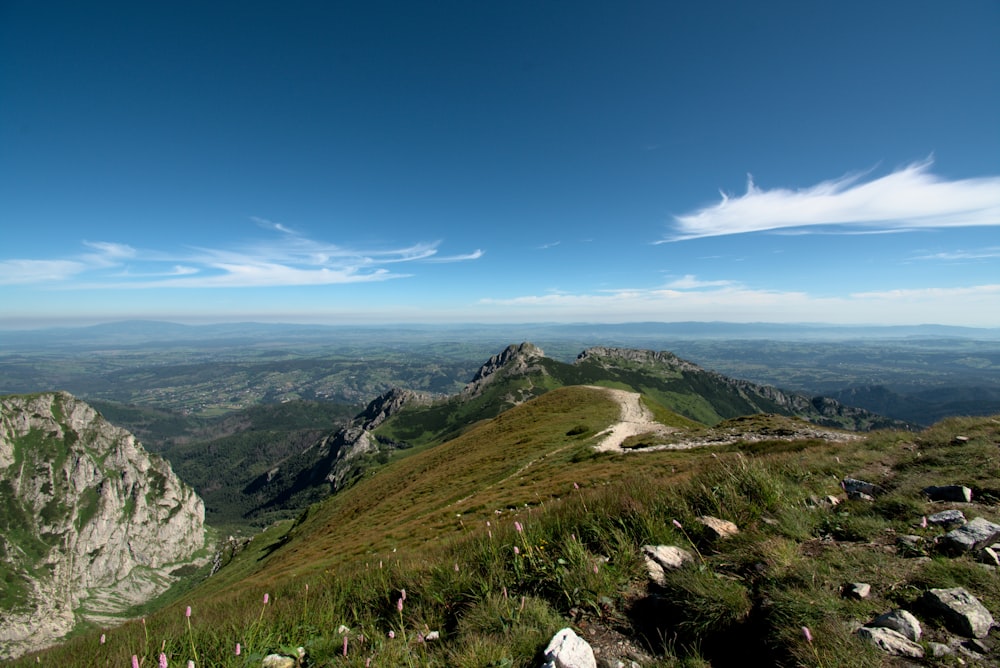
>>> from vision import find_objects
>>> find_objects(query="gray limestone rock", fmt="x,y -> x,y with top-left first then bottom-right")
641,545 -> 694,586
868,609 -> 922,642
926,509 -> 966,526
842,477 -> 883,498
697,515 -> 739,539
541,627 -> 597,668
843,582 -> 872,600
940,516 -> 1000,554
920,587 -> 995,638
856,626 -> 924,658
0,392 -> 207,660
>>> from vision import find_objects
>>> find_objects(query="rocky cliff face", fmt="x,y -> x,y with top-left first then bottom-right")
0,392 -> 208,660
462,342 -> 546,398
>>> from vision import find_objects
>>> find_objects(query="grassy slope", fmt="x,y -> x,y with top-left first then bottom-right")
12,387 -> 1000,667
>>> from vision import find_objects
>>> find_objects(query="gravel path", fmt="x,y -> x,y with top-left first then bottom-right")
591,387 -> 676,452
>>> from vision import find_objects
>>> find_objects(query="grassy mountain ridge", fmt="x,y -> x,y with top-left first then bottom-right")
13,384 -> 1000,666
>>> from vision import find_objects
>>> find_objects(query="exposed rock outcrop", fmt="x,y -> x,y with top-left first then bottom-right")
0,392 -> 208,660
462,342 -> 546,399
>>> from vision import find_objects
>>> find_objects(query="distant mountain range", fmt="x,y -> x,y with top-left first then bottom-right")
1,319 -> 999,350
149,342 -> 911,529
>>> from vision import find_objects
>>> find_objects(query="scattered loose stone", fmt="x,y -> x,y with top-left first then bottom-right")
856,626 -> 924,658
425,630 -> 440,641
842,477 -> 883,498
952,435 -> 970,445
337,624 -> 350,634
927,642 -> 953,658
541,627 -> 597,668
922,485 -> 973,503
976,546 -> 1000,567
697,515 -> 739,539
868,609 -> 922,642
642,545 -> 694,586
940,516 -> 1000,554
920,587 -> 995,638
843,582 -> 871,600
926,509 -> 966,526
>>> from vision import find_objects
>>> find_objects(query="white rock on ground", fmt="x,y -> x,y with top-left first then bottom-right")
541,627 -> 597,668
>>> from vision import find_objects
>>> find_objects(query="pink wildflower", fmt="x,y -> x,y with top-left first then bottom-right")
672,519 -> 683,530
159,652 -> 168,668
397,597 -> 404,613
514,521 -> 523,533
131,656 -> 139,668
187,662 -> 195,668
235,643 -> 241,656
388,630 -> 395,639
100,633 -> 106,645
263,593 -> 269,605
342,635 -> 348,657
920,516 -> 928,528
185,605 -> 191,618
400,588 -> 406,601
593,564 -> 599,574
573,482 -> 579,489
802,626 -> 813,644
513,545 -> 520,555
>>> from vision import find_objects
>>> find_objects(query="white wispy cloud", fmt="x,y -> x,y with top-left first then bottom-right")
423,249 -> 485,263
0,259 -> 88,285
663,274 -> 736,289
666,159 -> 1000,241
912,247 -> 1000,261
479,279 -> 1000,327
0,222 -> 482,288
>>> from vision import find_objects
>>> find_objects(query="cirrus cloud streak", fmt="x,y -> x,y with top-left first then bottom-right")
0,221 -> 482,288
667,159 -> 1000,241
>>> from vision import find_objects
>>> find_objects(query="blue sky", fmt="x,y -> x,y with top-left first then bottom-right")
2,1 -> 999,328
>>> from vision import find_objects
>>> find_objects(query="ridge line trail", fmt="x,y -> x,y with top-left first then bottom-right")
450,386 -> 662,509
589,386 -> 675,452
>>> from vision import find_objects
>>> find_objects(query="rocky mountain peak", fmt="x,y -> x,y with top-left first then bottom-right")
575,346 -> 702,373
463,342 -> 545,396
0,392 -> 208,660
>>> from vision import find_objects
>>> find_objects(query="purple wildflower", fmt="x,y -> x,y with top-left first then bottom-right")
159,652 -> 168,668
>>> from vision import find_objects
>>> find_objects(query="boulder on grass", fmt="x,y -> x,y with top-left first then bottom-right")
922,485 -> 973,503
642,545 -> 694,586
856,626 -> 924,658
868,609 -> 922,642
939,516 -> 1000,554
920,587 -> 995,638
541,627 -> 596,668
697,515 -> 739,539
